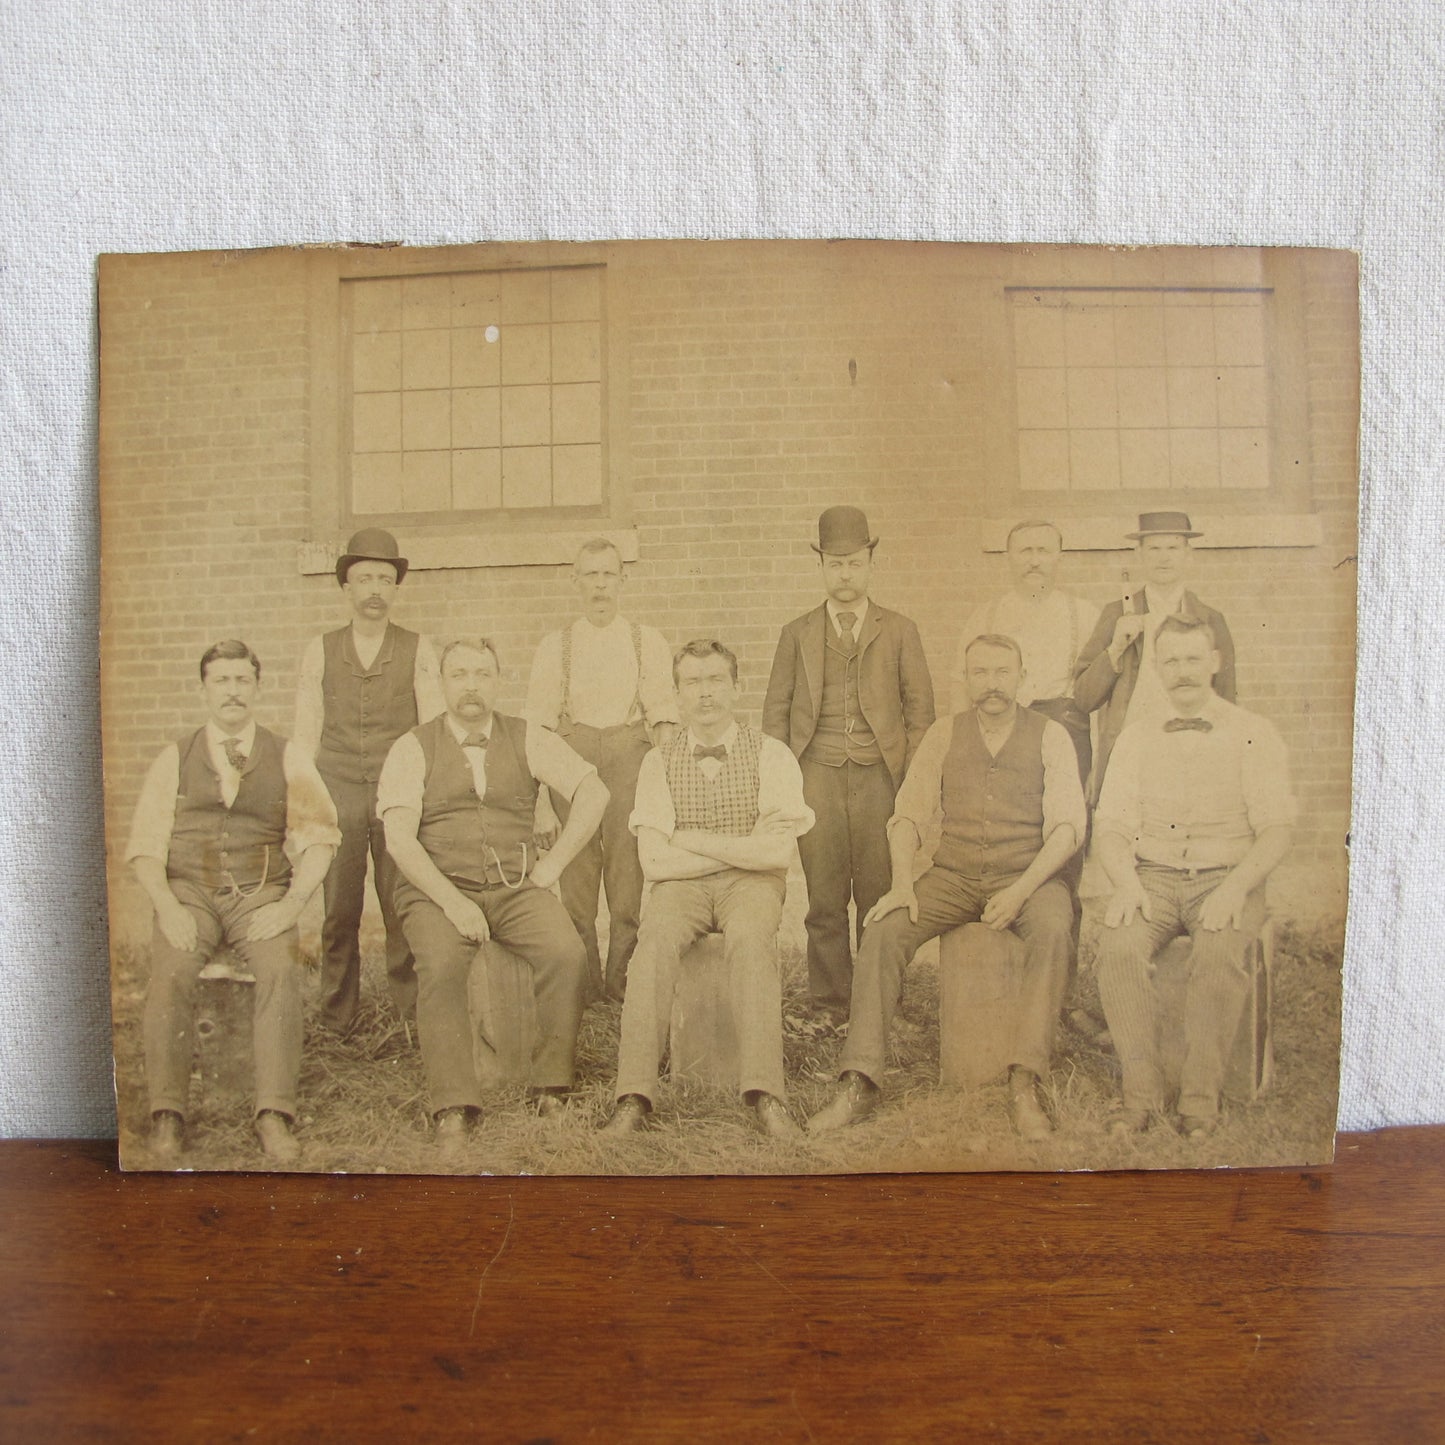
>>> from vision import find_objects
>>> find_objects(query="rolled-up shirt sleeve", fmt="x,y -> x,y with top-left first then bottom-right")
281,742 -> 342,856
887,716 -> 952,842
124,744 -> 181,867
523,632 -> 564,730
628,748 -> 674,837
524,723 -> 598,802
1040,719 -> 1087,849
414,635 -> 445,724
756,736 -> 815,838
1242,716 -> 1298,833
376,732 -> 427,821
1093,724 -> 1143,847
291,636 -> 326,760
640,627 -> 681,728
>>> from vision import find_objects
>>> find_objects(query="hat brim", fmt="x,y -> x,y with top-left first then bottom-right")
1126,529 -> 1202,541
810,536 -> 879,555
336,553 -> 410,584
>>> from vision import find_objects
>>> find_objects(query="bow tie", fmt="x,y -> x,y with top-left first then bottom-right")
1164,716 -> 1213,733
693,743 -> 728,762
222,738 -> 247,771
461,732 -> 489,750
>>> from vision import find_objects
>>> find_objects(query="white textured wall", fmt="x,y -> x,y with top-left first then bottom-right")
1,1 -> 1438,1135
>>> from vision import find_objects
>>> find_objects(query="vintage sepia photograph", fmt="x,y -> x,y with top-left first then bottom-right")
99,240 -> 1355,1176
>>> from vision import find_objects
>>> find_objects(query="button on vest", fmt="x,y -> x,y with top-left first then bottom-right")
316,623 -> 421,786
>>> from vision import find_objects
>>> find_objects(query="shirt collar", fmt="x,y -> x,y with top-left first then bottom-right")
1164,691 -> 1229,727
206,719 -> 257,755
446,713 -> 492,745
825,599 -> 868,635
1144,582 -> 1186,616
687,721 -> 739,754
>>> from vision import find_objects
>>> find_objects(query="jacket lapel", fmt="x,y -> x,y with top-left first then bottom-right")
800,605 -> 827,708
856,601 -> 883,659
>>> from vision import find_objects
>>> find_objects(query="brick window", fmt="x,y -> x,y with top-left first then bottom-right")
342,266 -> 605,523
1010,286 -> 1273,494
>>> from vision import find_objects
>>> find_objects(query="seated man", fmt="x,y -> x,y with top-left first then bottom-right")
127,640 -> 341,1164
378,638 -> 609,1159
1094,615 -> 1295,1140
808,634 -> 1085,1141
602,639 -> 815,1141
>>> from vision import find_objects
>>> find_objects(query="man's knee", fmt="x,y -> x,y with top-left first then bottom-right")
1095,923 -> 1159,981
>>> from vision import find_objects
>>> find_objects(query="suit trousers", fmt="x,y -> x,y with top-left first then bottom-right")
393,876 -> 588,1114
838,867 -> 1073,1087
317,773 -> 416,1031
1095,864 -> 1267,1118
796,757 -> 897,1010
614,870 -> 788,1107
554,719 -> 651,1003
143,879 -> 303,1120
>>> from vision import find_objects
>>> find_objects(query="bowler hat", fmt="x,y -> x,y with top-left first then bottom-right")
810,505 -> 878,556
336,528 -> 409,585
1126,511 -> 1202,541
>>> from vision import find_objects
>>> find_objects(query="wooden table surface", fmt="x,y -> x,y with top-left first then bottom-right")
2,1128 -> 1441,1442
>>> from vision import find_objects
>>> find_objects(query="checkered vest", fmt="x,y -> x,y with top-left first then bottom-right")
662,726 -> 763,836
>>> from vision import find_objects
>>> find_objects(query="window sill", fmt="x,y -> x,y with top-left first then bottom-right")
298,527 -> 639,575
981,514 -> 1323,553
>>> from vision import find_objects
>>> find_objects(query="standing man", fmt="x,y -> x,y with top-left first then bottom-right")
294,528 -> 443,1036
952,519 -> 1099,783
1094,615 -> 1294,1139
763,506 -> 935,1018
603,640 -> 815,1140
525,538 -> 679,1004
379,638 -> 608,1158
1073,512 -> 1236,803
807,635 -> 1085,1141
128,641 -> 341,1164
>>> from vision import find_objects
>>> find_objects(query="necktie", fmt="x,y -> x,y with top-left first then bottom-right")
223,738 -> 247,772
461,732 -> 489,750
1164,716 -> 1213,733
693,743 -> 728,762
836,610 -> 857,637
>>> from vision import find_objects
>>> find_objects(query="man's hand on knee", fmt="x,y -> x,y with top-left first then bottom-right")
443,896 -> 491,943
246,896 -> 305,943
156,897 -> 199,952
982,880 -> 1029,932
863,884 -> 917,928
1104,876 -> 1152,929
1198,878 -> 1249,933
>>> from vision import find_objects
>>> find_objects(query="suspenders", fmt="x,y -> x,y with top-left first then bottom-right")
558,620 -> 645,730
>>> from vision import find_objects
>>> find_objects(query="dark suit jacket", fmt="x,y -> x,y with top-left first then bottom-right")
1073,590 -> 1236,803
762,601 -> 935,790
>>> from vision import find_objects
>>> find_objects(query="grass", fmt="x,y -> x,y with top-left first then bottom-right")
110,905 -> 1343,1178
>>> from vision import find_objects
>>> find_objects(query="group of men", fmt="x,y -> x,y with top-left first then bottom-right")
127,504 -> 1294,1164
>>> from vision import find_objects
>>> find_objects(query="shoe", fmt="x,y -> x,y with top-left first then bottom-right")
806,1071 -> 880,1135
753,1093 -> 804,1143
150,1110 -> 185,1162
434,1106 -> 472,1161
254,1110 -> 300,1164
529,1088 -> 570,1119
1106,1108 -> 1152,1138
1179,1114 -> 1218,1140
1008,1081 -> 1053,1142
600,1094 -> 650,1135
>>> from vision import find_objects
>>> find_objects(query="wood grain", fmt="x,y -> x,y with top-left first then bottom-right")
2,1129 -> 1441,1441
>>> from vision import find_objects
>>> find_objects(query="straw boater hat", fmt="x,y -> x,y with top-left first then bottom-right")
810,505 -> 878,555
335,527 -> 409,585
1126,511 -> 1203,541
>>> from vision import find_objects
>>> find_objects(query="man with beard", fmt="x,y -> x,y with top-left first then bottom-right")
128,640 -> 340,1164
1094,615 -> 1294,1140
763,506 -> 934,1020
952,520 -> 1098,783
294,528 -> 443,1036
525,537 -> 679,1004
1073,512 -> 1235,803
378,638 -> 608,1158
807,634 -> 1084,1141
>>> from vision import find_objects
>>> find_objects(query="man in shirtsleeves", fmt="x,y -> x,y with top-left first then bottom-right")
763,506 -> 935,1019
1072,511 -> 1236,804
525,537 -> 679,1005
379,638 -> 609,1159
127,640 -> 341,1164
294,528 -> 443,1035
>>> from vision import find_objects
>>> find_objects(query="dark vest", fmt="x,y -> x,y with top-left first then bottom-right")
415,712 -> 538,888
935,707 -> 1048,885
168,725 -> 292,892
662,726 -> 763,836
316,623 -> 421,787
803,628 -> 883,767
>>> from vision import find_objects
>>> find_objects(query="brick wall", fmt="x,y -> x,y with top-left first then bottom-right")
100,243 -> 1358,943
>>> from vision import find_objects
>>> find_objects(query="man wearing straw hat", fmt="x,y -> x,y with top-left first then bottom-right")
763,506 -> 935,1019
293,528 -> 443,1035
1072,511 -> 1236,803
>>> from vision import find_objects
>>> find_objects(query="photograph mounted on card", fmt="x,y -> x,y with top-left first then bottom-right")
99,240 -> 1354,1175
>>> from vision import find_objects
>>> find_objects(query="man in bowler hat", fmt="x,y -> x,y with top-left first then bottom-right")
293,528 -> 443,1034
763,506 -> 935,1016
